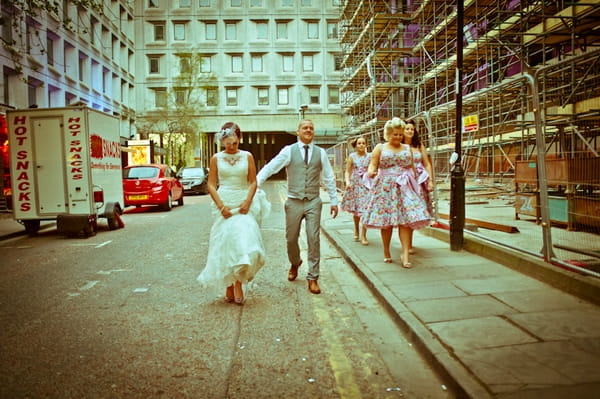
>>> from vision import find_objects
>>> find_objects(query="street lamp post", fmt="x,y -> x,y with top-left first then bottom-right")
299,104 -> 308,120
450,0 -> 465,251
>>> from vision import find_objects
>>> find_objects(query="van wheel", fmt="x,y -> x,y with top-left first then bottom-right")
84,220 -> 97,237
23,220 -> 41,236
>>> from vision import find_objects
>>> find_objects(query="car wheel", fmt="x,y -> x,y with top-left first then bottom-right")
177,195 -> 184,206
160,193 -> 173,211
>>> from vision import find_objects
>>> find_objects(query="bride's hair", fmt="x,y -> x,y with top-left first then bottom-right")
217,122 -> 242,142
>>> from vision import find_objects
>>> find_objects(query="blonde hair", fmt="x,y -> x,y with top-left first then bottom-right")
383,117 -> 405,141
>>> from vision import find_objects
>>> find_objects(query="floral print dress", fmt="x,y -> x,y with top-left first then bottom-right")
413,149 -> 433,215
361,145 -> 430,229
341,152 -> 371,216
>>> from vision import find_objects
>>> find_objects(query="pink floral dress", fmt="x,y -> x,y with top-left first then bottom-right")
361,145 -> 430,229
413,149 -> 433,215
341,152 -> 371,216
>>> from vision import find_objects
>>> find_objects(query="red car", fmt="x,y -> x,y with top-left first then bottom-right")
123,164 -> 184,211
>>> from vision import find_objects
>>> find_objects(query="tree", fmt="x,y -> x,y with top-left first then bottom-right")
136,51 -> 217,169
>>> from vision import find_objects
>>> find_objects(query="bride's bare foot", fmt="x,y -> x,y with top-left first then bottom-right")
225,285 -> 234,303
234,281 -> 244,305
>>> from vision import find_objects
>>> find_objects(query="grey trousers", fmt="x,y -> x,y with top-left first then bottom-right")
284,196 -> 322,280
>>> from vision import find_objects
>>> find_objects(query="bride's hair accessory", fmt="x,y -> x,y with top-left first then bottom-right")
217,122 -> 241,142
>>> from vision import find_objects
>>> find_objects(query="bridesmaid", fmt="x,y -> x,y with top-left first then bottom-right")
361,117 -> 430,267
340,136 -> 371,245
403,120 -> 434,254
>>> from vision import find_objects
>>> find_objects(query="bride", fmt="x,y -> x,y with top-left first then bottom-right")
196,122 -> 270,304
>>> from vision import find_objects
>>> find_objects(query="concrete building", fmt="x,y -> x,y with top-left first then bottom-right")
133,0 -> 344,169
0,1 -> 136,138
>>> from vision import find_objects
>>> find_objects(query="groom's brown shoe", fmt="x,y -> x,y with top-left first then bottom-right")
308,279 -> 321,294
288,261 -> 302,281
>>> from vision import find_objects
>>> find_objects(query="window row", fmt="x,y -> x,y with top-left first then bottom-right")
148,0 -> 341,9
147,53 -> 342,75
148,19 -> 338,42
149,85 -> 339,108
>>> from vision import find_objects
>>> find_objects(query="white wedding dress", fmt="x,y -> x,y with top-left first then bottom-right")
197,150 -> 270,297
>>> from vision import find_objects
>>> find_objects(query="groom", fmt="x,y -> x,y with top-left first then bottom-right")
257,119 -> 339,294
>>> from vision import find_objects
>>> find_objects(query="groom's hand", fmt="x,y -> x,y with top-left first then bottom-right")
330,205 -> 338,219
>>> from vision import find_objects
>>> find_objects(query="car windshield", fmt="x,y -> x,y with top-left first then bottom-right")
125,166 -> 159,179
181,168 -> 205,178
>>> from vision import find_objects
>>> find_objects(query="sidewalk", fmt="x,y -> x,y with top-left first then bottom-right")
322,212 -> 600,399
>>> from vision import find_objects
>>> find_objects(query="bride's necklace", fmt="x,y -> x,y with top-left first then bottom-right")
222,151 -> 241,166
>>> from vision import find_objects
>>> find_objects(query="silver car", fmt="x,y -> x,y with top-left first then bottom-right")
177,167 -> 209,195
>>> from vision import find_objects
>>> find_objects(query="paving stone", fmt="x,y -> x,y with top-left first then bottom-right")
507,309 -> 600,340
428,316 -> 538,351
406,295 -> 515,323
393,282 -> 467,301
453,274 -> 548,295
493,289 -> 595,312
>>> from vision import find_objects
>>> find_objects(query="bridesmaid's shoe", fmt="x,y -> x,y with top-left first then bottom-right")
408,248 -> 416,255
384,258 -> 393,263
402,262 -> 413,269
353,235 -> 360,242
361,238 -> 369,246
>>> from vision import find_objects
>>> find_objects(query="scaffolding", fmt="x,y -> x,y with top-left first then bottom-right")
336,0 -> 600,267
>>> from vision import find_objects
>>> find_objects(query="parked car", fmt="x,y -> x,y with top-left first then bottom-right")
123,164 -> 184,211
176,166 -> 209,195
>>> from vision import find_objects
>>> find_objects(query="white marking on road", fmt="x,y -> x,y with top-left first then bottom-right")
97,269 -> 132,275
79,280 -> 99,291
95,240 -> 112,248
133,287 -> 149,293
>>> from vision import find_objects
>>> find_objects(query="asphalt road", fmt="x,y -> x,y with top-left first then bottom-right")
0,181 -> 453,398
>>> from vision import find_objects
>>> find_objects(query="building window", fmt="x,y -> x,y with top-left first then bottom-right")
149,56 -> 160,74
200,56 -> 211,73
307,21 -> 319,39
174,22 -> 185,40
205,22 -> 216,40
255,21 -> 268,40
328,86 -> 339,105
231,55 -> 243,73
226,87 -> 238,106
250,0 -> 263,6
179,56 -> 190,74
230,0 -> 242,6
333,53 -> 343,71
1,12 -> 12,44
148,0 -> 159,8
281,0 -> 293,6
309,87 -> 320,104
78,52 -> 88,82
277,87 -> 289,105
199,0 -> 210,6
175,88 -> 186,105
154,22 -> 165,41
206,87 -> 218,106
179,0 -> 191,7
302,54 -> 314,72
251,54 -> 263,72
225,22 -> 237,40
282,54 -> 293,72
327,21 -> 338,39
46,35 -> 55,66
301,0 -> 312,6
276,21 -> 288,39
154,88 -> 167,108
257,87 -> 269,105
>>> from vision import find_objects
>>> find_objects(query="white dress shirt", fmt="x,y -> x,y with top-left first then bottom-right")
257,141 -> 339,206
